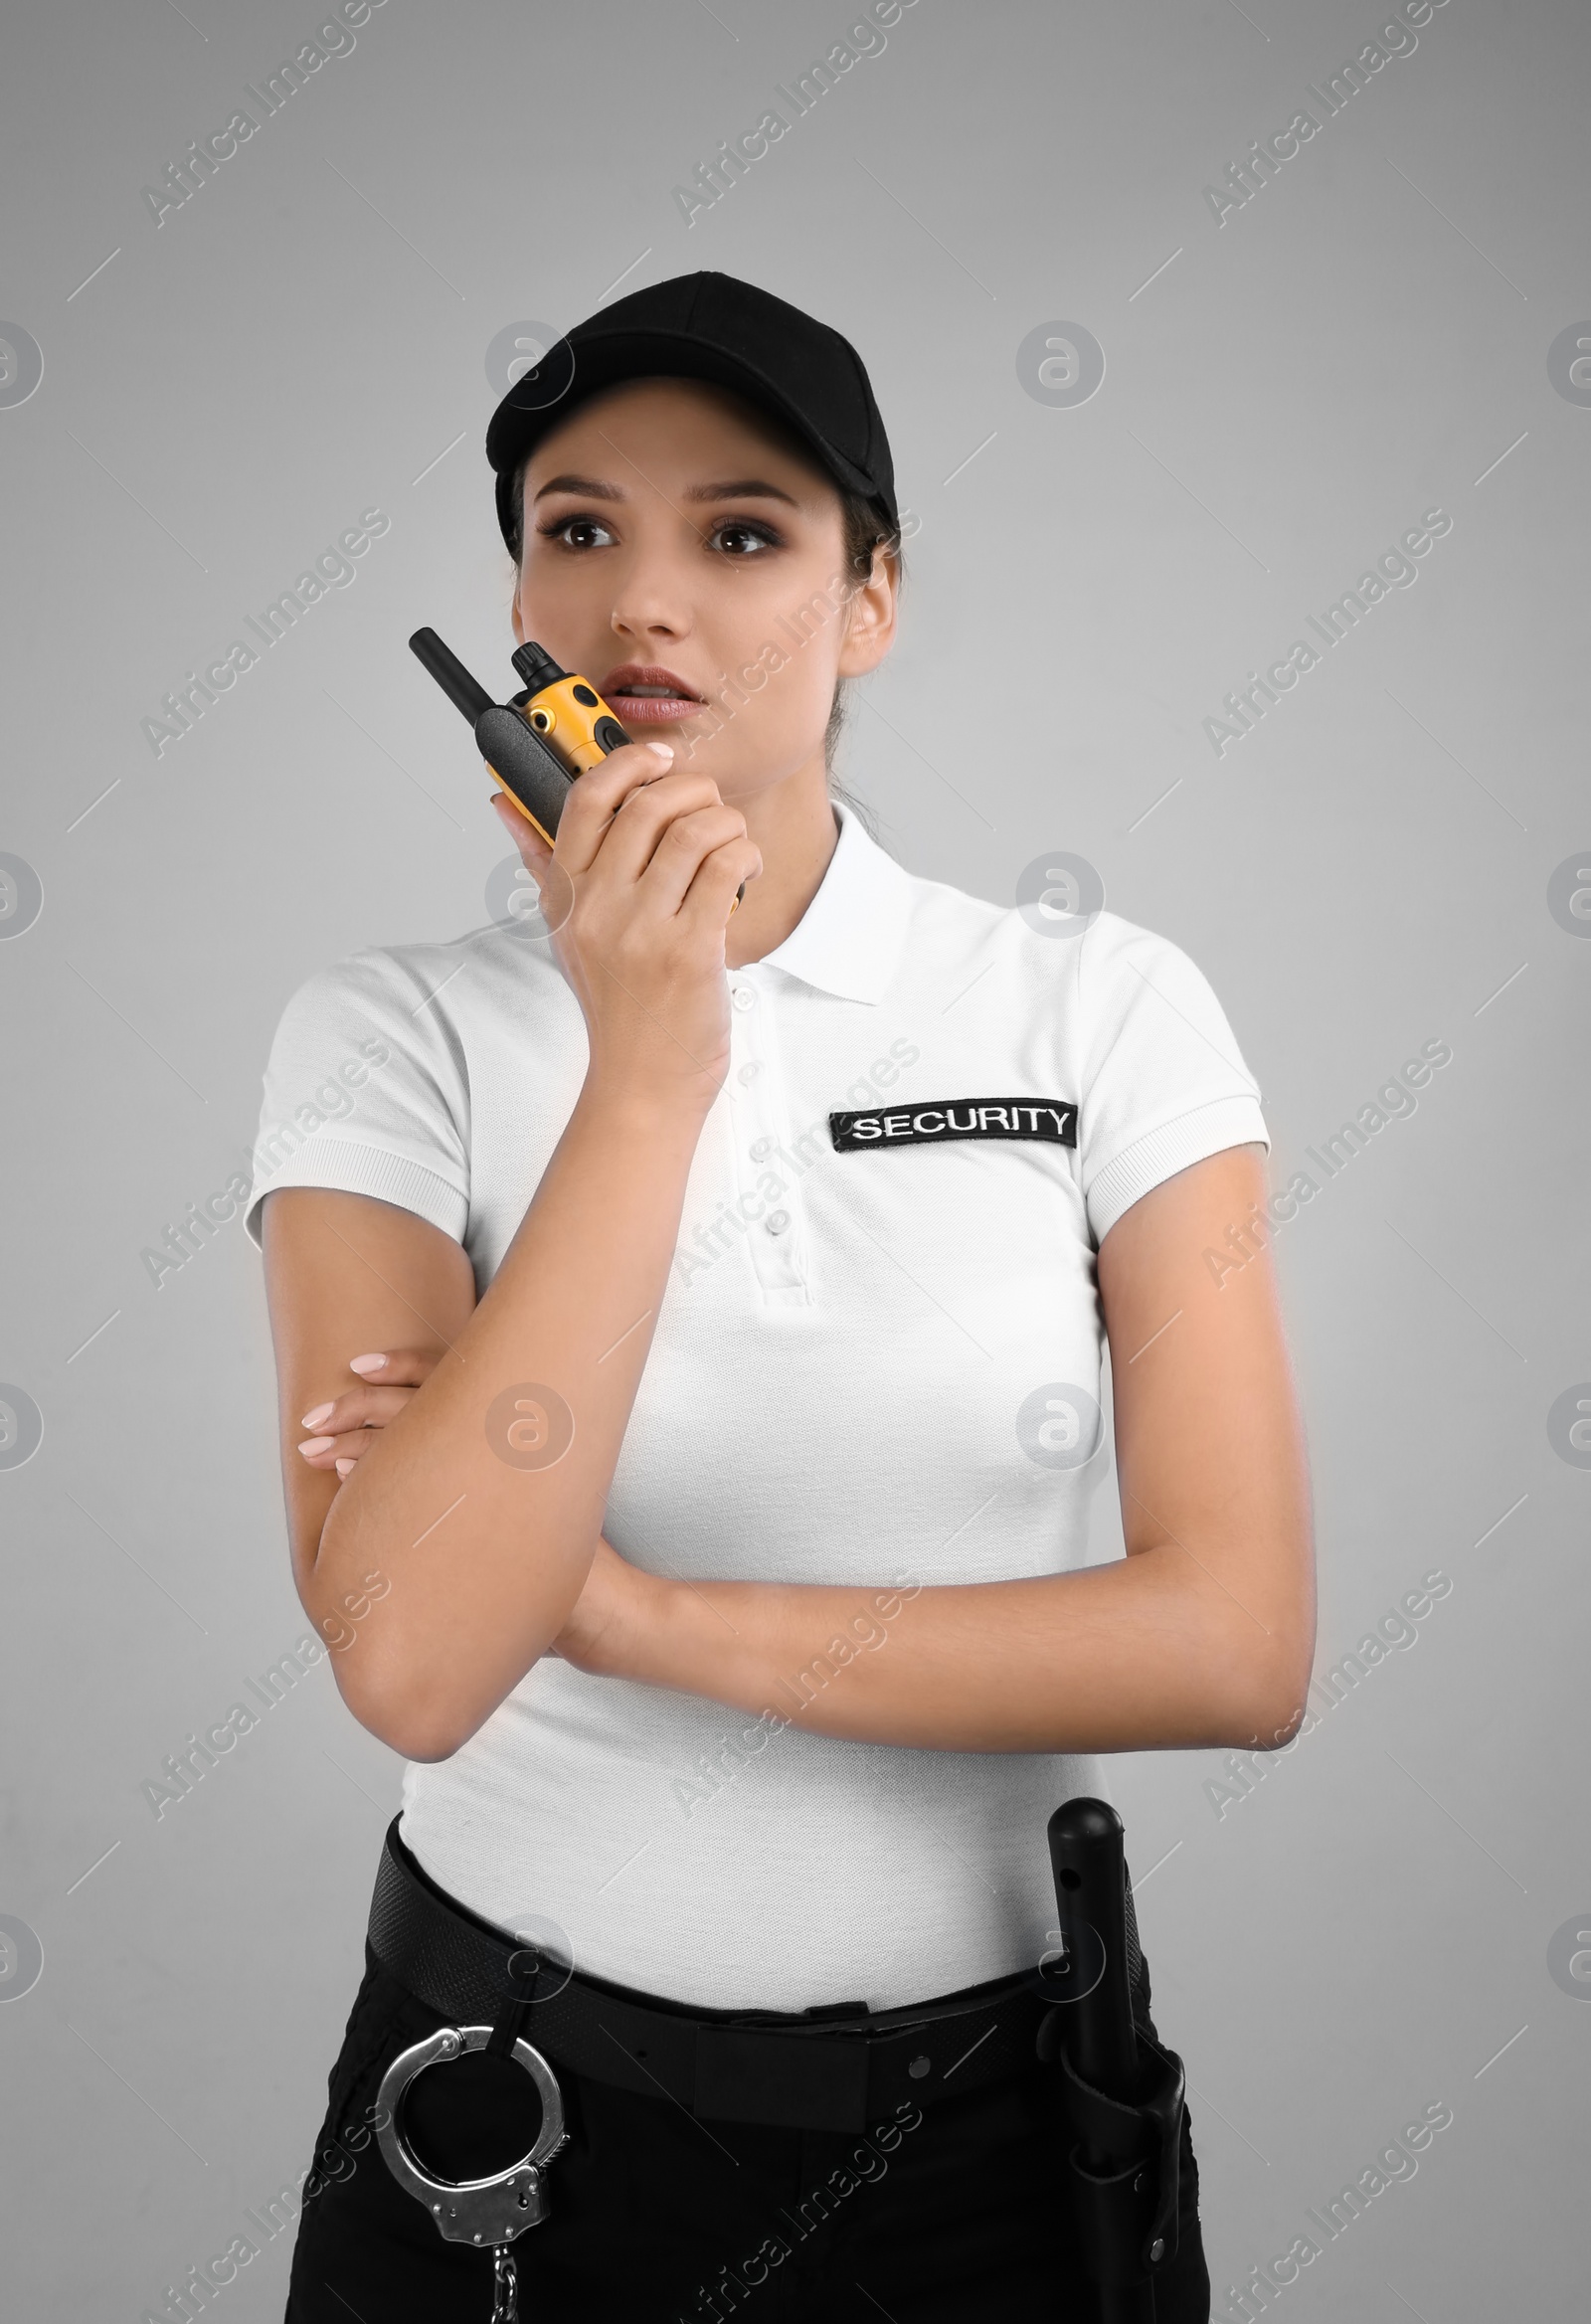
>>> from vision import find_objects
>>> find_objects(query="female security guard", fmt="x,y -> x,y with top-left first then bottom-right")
250,270 -> 1315,2321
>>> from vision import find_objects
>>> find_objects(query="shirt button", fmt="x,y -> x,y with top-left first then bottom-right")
765,1209 -> 791,1236
750,1138 -> 774,1162
732,985 -> 756,1011
738,1061 -> 761,1085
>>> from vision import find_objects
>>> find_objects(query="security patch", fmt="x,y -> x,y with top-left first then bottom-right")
828,1099 -> 1078,1153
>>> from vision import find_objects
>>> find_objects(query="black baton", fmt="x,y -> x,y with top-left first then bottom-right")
1041,1798 -> 1187,2323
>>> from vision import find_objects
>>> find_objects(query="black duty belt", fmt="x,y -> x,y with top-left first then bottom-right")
369,1815 -> 1073,2137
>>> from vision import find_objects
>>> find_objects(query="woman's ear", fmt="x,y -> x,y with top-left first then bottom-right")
510,589 -> 525,645
836,545 -> 899,679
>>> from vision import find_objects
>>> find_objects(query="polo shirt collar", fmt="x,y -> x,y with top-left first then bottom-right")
757,798 -> 913,1005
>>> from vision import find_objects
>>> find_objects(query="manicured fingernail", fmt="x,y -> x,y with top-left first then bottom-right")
648,742 -> 674,761
298,1436 -> 335,1457
335,1459 -> 355,1479
348,1354 -> 387,1374
301,1402 -> 335,1429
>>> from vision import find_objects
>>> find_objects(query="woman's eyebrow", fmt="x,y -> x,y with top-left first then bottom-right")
530,471 -> 803,508
532,472 -> 625,503
681,479 -> 800,507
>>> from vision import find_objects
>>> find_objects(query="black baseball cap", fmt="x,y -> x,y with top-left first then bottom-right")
485,270 -> 898,555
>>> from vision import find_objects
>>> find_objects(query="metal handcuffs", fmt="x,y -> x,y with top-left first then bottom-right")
375,2021 -> 568,2309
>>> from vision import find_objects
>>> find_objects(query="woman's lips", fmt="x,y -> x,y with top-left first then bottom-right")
600,665 -> 705,725
605,692 -> 701,724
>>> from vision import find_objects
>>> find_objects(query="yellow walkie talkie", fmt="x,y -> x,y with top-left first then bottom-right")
409,627 -> 745,914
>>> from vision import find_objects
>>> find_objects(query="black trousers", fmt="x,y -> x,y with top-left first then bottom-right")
284,1933 -> 1211,2323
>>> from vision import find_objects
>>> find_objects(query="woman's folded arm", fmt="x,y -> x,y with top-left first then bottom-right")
260,1079 -> 713,1761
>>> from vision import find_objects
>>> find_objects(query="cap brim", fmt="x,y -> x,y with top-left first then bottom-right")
488,328 -> 886,550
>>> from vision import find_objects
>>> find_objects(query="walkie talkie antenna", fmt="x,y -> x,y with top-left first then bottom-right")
410,627 -> 494,724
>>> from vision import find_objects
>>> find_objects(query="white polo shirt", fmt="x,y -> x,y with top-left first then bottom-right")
245,796 -> 1268,2010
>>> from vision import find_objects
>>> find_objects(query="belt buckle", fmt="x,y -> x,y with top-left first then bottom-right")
375,2025 -> 569,2248
694,2020 -> 871,2132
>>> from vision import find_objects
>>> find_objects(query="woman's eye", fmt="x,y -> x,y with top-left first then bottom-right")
709,521 -> 780,557
541,515 -> 615,549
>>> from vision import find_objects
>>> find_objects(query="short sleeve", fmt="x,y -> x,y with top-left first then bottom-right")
243,946 -> 471,1251
1074,913 -> 1268,1246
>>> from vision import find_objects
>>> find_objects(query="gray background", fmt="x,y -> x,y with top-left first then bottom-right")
1,0 -> 1584,2315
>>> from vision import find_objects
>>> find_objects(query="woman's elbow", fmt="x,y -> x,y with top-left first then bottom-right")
1223,1637 -> 1315,1749
1254,1689 -> 1309,1749
327,1647 -> 466,1763
344,1693 -> 464,1764
385,1722 -> 461,1765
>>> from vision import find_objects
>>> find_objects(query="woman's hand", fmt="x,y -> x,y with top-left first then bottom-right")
296,1349 -> 664,1678
490,739 -> 761,1115
297,1347 -> 433,1479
